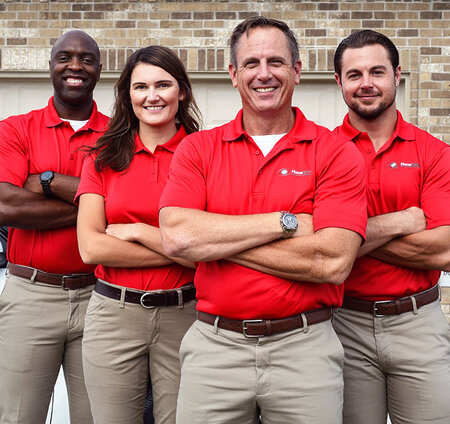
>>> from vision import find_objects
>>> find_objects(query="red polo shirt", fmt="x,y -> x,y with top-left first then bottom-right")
76,128 -> 195,291
160,108 -> 367,319
335,112 -> 450,300
0,97 -> 108,274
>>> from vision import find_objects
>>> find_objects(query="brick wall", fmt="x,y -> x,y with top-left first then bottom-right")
0,0 -> 449,319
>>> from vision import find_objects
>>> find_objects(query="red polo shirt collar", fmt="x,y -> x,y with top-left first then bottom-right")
223,107 -> 318,144
133,125 -> 188,154
341,111 -> 416,145
43,96 -> 107,133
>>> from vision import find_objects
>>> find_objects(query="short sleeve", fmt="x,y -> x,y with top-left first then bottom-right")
159,134 -> 207,211
74,154 -> 105,204
421,145 -> 450,229
313,136 -> 368,240
0,119 -> 30,186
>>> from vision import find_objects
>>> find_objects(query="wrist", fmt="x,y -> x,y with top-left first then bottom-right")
280,211 -> 298,238
40,171 -> 54,198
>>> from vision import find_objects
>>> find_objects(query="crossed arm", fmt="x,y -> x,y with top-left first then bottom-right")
77,193 -> 194,268
159,207 -> 362,285
0,173 -> 79,229
359,206 -> 450,271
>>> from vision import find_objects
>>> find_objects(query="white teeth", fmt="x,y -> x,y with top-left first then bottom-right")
255,87 -> 276,92
144,106 -> 165,110
67,78 -> 83,84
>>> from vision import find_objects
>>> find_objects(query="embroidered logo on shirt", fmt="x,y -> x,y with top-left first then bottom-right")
388,162 -> 420,169
277,168 -> 312,176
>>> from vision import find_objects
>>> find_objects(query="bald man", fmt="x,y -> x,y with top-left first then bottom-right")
0,31 -> 108,424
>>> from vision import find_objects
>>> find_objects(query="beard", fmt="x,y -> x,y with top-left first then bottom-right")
347,90 -> 396,120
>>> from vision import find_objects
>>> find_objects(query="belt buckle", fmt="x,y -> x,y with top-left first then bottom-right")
373,300 -> 392,317
140,290 -> 165,309
61,275 -> 74,290
242,319 -> 265,338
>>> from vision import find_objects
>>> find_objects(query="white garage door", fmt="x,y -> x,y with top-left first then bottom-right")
0,71 -> 408,131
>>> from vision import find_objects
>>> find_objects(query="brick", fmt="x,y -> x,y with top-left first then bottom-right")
193,12 -> 214,20
160,20 -> 180,29
61,12 -> 82,20
351,12 -> 373,19
84,12 -> 105,20
171,12 -> 191,19
318,3 -> 338,11
194,30 -> 215,38
374,12 -> 396,20
217,48 -> 224,70
216,12 -> 236,20
434,2 -> 450,10
94,3 -> 116,12
305,29 -> 326,37
7,38 -> 26,45
420,12 -> 442,20
420,47 -> 442,55
198,48 -> 205,71
309,50 -> 316,71
431,73 -> 450,81
362,20 -> 383,29
116,21 -> 135,28
72,4 -> 92,11
207,49 -> 215,71
430,108 -> 450,116
398,29 -> 419,37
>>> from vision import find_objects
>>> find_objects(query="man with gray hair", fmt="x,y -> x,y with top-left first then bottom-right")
0,30 -> 108,423
159,16 -> 367,423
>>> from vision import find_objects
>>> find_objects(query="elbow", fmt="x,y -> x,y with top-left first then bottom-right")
161,227 -> 194,260
314,256 -> 355,286
78,243 -> 99,265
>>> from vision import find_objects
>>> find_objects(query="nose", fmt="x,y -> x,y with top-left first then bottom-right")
146,87 -> 160,102
68,56 -> 83,71
360,73 -> 373,89
257,61 -> 273,81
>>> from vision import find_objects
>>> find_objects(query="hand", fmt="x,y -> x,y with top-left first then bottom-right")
295,213 -> 314,237
105,223 -> 139,242
23,174 -> 43,195
401,207 -> 427,235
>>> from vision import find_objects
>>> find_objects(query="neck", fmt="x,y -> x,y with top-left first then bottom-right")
348,105 -> 398,152
242,107 -> 295,136
138,122 -> 178,153
53,95 -> 94,120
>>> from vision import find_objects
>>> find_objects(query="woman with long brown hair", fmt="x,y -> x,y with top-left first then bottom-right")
76,45 -> 201,424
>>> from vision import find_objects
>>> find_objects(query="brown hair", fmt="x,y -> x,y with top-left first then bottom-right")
92,45 -> 201,172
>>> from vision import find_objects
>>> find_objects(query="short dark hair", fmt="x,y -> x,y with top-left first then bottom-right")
230,16 -> 299,67
92,46 -> 201,172
334,30 -> 399,77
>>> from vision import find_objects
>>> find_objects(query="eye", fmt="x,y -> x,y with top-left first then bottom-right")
158,83 -> 172,89
269,59 -> 284,66
347,73 -> 360,80
81,57 -> 94,65
134,84 -> 147,90
244,60 -> 258,68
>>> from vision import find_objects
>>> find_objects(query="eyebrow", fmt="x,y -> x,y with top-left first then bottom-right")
345,65 -> 388,75
131,79 -> 173,86
242,55 -> 287,64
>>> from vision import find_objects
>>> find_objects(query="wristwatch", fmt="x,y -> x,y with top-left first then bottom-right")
40,171 -> 54,198
280,211 -> 298,238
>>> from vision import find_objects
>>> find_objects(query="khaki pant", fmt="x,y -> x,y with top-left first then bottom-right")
82,287 -> 196,424
177,318 -> 344,424
333,299 -> 450,424
0,272 -> 94,424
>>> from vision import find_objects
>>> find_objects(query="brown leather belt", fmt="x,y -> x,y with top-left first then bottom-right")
341,284 -> 439,317
95,280 -> 196,308
8,263 -> 96,290
197,308 -> 332,338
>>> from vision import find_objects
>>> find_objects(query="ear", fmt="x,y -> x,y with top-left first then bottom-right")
229,63 -> 238,88
293,60 -> 302,85
179,92 -> 185,101
334,72 -> 342,89
97,63 -> 102,82
394,65 -> 401,87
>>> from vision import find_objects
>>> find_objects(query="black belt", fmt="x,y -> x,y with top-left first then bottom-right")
341,284 -> 439,317
8,263 -> 96,290
95,280 -> 196,308
197,308 -> 332,338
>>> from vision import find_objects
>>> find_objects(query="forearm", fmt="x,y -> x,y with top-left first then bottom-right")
24,173 -> 79,204
78,231 -> 173,268
0,183 -> 77,229
107,223 -> 196,269
229,228 -> 362,285
358,207 -> 427,257
160,207 -> 284,262
369,226 -> 450,271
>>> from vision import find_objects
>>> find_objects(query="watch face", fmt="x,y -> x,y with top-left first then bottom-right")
283,213 -> 298,230
40,171 -> 54,182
